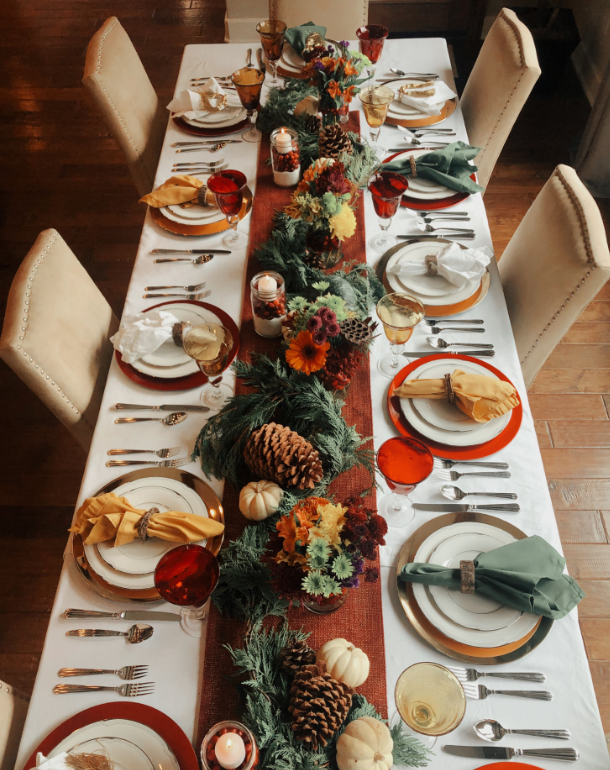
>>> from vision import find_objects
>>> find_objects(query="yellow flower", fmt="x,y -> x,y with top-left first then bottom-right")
308,502 -> 347,548
284,198 -> 304,219
329,202 -> 357,241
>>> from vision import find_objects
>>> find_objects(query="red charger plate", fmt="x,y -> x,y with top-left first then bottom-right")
23,701 -> 199,770
384,148 -> 475,210
116,300 -> 240,392
387,353 -> 522,460
474,765 -> 542,770
172,115 -> 250,137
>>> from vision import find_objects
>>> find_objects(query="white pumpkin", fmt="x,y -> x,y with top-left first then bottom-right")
316,638 -> 370,688
239,480 -> 283,520
336,716 -> 393,770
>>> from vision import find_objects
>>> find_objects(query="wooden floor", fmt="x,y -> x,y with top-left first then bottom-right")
1,0 -> 610,734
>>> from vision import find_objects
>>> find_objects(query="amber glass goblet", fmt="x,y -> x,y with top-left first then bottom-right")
376,292 -> 425,377
182,322 -> 234,409
256,19 -> 287,86
359,85 -> 394,154
231,67 -> 265,142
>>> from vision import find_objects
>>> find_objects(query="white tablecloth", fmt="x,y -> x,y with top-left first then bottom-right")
16,38 -> 609,770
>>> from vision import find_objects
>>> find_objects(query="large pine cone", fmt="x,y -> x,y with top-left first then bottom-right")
340,316 -> 378,346
318,124 -> 353,160
279,639 -> 316,675
243,423 -> 324,490
289,662 -> 354,750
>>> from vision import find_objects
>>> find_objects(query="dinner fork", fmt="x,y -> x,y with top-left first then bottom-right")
434,458 -> 509,469
388,69 -> 440,79
447,666 -> 546,683
144,282 -> 206,292
172,140 -> 242,147
53,682 -> 155,697
107,447 -> 181,457
463,683 -> 552,701
175,145 -> 229,154
174,159 -> 225,167
58,665 -> 149,681
154,255 -> 214,265
436,469 -> 511,480
142,290 -> 211,300
106,458 -> 191,468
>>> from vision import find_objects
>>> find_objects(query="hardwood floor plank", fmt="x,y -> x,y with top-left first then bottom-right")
554,510 -> 607,544
548,422 -> 610,448
563,544 -> 610,579
530,370 -> 610,394
542,449 -> 610,478
581,619 -> 610,659
578,581 -> 610,618
550,480 -> 610,511
578,302 -> 610,323
534,420 -> 553,448
562,323 -> 610,344
529,394 -> 607,421
545,345 -> 610,369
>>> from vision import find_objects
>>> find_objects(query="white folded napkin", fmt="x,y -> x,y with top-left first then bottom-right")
32,753 -> 69,769
167,77 -> 228,119
388,242 -> 491,288
398,79 -> 456,116
110,310 -> 180,364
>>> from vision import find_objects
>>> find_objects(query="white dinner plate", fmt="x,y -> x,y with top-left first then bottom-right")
282,42 -> 306,69
428,531 -> 523,631
182,103 -> 246,127
388,148 -> 458,200
65,737 -> 154,770
411,521 -> 539,647
49,719 -> 179,770
161,202 -> 223,226
389,99 -> 446,120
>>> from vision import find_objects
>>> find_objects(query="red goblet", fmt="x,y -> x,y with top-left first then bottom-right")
377,437 -> 434,527
368,171 -> 409,250
207,169 -> 248,249
356,24 -> 389,75
154,544 -> 220,637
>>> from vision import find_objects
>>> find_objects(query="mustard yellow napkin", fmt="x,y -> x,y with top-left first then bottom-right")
394,368 -> 519,423
69,492 -> 224,547
139,175 -> 216,208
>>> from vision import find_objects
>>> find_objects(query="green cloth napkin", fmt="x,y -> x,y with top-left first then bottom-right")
384,141 -> 485,195
398,535 -> 584,620
284,21 -> 327,55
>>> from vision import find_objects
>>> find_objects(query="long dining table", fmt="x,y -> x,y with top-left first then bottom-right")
15,37 -> 609,770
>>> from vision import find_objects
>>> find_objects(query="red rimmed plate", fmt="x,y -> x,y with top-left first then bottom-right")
387,353 -> 522,459
384,148 -> 475,210
172,115 -> 250,136
116,300 -> 240,392
23,701 -> 199,770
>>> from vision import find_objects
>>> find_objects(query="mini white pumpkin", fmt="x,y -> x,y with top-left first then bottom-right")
239,480 -> 283,521
336,716 -> 393,770
316,638 -> 370,688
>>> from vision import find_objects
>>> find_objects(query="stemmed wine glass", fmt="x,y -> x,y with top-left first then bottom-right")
368,171 -> 409,250
207,169 -> 248,248
256,19 -> 287,86
231,67 -> 265,142
182,322 -> 234,409
359,85 -> 394,154
376,292 -> 424,377
376,437 -> 433,527
154,544 -> 220,637
356,24 -> 389,78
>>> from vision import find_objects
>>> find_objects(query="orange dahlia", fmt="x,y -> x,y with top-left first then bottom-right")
285,330 -> 329,375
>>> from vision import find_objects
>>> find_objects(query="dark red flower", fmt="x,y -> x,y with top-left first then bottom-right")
315,162 -> 352,196
365,566 -> 380,583
368,513 -> 388,544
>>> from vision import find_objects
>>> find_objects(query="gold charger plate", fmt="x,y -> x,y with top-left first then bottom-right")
386,97 -> 457,128
149,186 -> 253,237
377,238 -> 491,317
396,512 -> 553,664
72,468 -> 225,603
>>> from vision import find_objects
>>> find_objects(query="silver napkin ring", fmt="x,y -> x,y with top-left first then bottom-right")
138,507 -> 159,542
460,559 -> 475,594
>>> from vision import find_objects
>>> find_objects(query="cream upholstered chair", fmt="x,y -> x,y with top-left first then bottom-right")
499,165 -> 610,390
461,8 -> 541,190
0,680 -> 29,770
83,17 -> 166,196
0,229 -> 119,450
268,0 -> 368,42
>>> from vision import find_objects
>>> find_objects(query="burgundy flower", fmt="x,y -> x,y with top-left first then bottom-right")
325,322 -> 341,337
365,566 -> 380,583
368,513 -> 388,544
307,315 -> 323,333
360,539 -> 376,560
312,329 -> 328,346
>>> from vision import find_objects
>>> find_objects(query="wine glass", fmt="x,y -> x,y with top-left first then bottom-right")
207,169 -> 249,248
377,437 -> 433,527
395,663 -> 466,748
368,171 -> 409,251
356,24 -> 389,77
376,292 -> 424,377
182,322 -> 234,409
154,544 -> 220,637
256,19 -> 287,86
359,85 -> 394,154
231,67 -> 265,142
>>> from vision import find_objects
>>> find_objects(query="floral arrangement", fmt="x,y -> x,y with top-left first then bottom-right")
302,40 -> 371,115
267,496 -> 387,608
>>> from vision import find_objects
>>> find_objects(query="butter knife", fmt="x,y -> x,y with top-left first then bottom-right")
112,403 -> 210,412
403,350 -> 495,358
151,249 -> 231,254
64,609 -> 180,621
443,746 -> 579,762
413,503 -> 520,513
398,233 -> 476,240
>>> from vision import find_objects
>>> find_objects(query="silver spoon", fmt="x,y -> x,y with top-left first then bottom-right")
115,412 -> 187,426
416,222 -> 475,235
154,255 -> 214,265
389,68 -> 439,79
66,624 -> 154,644
415,210 -> 470,217
401,137 -> 449,147
428,337 -> 492,349
441,484 -> 518,501
425,318 -> 484,325
144,282 -> 206,292
474,719 -> 571,742
424,325 -> 486,335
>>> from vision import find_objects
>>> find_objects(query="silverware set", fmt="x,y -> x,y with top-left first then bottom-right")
143,290 -> 211,300
114,411 -> 188,426
190,74 -> 231,84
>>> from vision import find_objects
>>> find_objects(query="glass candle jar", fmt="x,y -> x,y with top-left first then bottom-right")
201,721 -> 259,770
251,270 -> 286,338
270,127 -> 300,187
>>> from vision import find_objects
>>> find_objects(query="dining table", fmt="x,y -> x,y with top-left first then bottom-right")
15,37 -> 609,770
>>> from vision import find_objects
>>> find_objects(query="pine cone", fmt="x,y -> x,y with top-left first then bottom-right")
340,316 -> 378,346
279,639 -> 316,675
243,423 -> 324,490
289,662 -> 354,750
305,114 -> 322,134
319,124 -> 353,160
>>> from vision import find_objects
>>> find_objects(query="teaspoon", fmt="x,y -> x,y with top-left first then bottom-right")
474,719 -> 571,742
115,412 -> 187,426
66,623 -> 154,644
424,325 -> 486,335
389,68 -> 439,79
441,484 -> 518,501
428,337 -> 492,349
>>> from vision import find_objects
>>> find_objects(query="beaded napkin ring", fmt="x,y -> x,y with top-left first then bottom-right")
409,155 -> 418,177
138,507 -> 159,541
444,373 -> 457,405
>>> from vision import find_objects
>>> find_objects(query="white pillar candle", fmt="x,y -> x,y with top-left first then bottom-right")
276,127 -> 292,154
258,274 -> 277,294
215,733 -> 246,769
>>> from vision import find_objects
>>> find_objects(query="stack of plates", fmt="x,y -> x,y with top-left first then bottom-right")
173,92 -> 248,135
386,88 -> 457,129
161,196 -> 223,228
396,513 -> 553,662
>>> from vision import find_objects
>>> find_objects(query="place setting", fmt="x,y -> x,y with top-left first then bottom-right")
168,75 -> 250,137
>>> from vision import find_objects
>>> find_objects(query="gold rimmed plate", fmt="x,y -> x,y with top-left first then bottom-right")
149,186 -> 253,237
386,95 -> 457,128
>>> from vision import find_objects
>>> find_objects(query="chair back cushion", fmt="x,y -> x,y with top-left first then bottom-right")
499,165 -> 610,389
0,229 -> 119,448
269,0 -> 369,42
461,8 -> 540,190
83,17 -> 166,196
0,682 -> 29,770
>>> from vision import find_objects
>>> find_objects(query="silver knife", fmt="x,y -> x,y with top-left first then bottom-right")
64,608 -> 180,622
443,746 -> 579,762
112,403 -> 210,412
256,47 -> 266,74
404,350 -> 495,358
398,233 -> 476,240
151,249 -> 231,254
413,503 -> 520,513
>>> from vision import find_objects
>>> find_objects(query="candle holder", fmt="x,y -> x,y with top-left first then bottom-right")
251,270 -> 286,338
201,721 -> 259,770
270,127 -> 300,187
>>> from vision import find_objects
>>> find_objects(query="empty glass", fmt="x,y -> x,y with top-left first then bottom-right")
377,437 -> 433,526
207,169 -> 248,248
182,322 -> 234,409
359,85 -> 394,154
256,19 -> 287,86
368,171 -> 409,250
231,67 -> 265,142
376,292 -> 424,377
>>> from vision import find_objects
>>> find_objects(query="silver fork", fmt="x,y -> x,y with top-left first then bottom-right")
154,255 -> 214,265
107,447 -> 181,457
53,682 -> 155,696
435,458 -> 509,470
106,458 -> 190,468
173,159 -> 225,167
447,666 -> 545,683
58,665 -> 149,680
436,469 -> 511,480
175,144 -> 228,153
463,683 -> 552,701
142,290 -> 211,300
144,282 -> 206,292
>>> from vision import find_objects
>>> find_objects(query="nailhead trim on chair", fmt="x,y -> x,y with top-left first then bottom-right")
0,680 -> 29,702
14,231 -> 94,429
521,169 -> 597,365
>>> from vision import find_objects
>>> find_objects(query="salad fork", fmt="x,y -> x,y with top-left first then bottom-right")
447,666 -> 545,683
436,469 -> 511,480
54,682 -> 155,697
463,683 -> 552,701
107,447 -> 181,457
106,458 -> 191,468
58,665 -> 149,680
435,458 -> 509,469
142,290 -> 211,300
144,282 -> 206,292
424,325 -> 486,334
